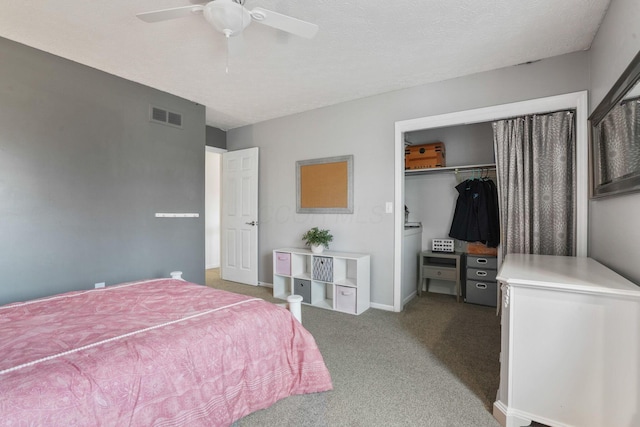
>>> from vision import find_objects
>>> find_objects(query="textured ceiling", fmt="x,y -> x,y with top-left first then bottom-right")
0,0 -> 610,130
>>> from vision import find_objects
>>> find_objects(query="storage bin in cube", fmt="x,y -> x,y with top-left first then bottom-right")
336,285 -> 357,314
466,255 -> 498,269
312,256 -> 333,282
465,280 -> 497,307
294,278 -> 311,304
467,267 -> 497,282
275,252 -> 291,276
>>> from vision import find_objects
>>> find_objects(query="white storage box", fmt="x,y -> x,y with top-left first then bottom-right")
275,252 -> 291,275
336,285 -> 357,314
432,238 -> 454,253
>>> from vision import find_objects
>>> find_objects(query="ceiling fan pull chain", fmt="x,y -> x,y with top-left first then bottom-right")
224,36 -> 229,74
225,32 -> 230,74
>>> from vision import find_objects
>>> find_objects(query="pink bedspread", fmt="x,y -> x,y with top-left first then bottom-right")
0,279 -> 332,426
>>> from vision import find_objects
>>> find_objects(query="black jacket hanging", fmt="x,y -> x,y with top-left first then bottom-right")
484,179 -> 500,247
449,178 -> 500,247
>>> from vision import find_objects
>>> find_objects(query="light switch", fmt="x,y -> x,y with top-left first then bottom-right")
385,202 -> 393,213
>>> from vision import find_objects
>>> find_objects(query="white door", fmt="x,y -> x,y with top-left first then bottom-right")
221,147 -> 259,285
205,147 -> 224,269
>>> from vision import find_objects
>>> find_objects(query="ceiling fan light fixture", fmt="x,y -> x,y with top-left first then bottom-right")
137,0 -> 319,42
203,0 -> 251,36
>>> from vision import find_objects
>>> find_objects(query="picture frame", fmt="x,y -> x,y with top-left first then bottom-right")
296,155 -> 354,214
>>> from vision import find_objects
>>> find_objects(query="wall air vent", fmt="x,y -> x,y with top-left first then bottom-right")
167,111 -> 182,127
150,106 -> 183,129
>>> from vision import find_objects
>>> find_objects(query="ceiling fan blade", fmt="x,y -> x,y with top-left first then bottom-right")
136,5 -> 204,23
250,7 -> 318,39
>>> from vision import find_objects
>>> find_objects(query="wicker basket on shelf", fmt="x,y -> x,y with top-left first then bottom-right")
466,242 -> 498,256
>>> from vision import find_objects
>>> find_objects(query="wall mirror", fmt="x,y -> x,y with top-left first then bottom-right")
296,155 -> 354,213
589,50 -> 640,198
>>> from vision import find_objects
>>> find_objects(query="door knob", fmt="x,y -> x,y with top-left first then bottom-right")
245,221 -> 258,226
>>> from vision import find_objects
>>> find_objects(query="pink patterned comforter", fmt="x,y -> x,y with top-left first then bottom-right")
0,279 -> 332,426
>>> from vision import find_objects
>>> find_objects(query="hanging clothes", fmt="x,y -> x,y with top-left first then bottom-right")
449,178 -> 500,247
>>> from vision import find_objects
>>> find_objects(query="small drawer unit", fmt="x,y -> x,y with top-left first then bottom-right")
465,255 -> 497,307
423,266 -> 457,281
312,256 -> 333,282
275,252 -> 291,276
418,251 -> 462,302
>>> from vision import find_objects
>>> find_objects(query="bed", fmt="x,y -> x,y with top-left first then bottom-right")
0,276 -> 332,426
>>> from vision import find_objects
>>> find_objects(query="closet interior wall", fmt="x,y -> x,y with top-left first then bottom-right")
404,122 -> 495,296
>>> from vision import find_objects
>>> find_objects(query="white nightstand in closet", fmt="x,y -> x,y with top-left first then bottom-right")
418,250 -> 462,302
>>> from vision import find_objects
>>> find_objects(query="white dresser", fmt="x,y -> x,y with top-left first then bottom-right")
494,254 -> 640,427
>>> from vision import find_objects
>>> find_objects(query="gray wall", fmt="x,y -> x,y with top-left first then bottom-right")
206,125 -> 227,149
0,38 -> 206,305
588,0 -> 640,284
227,51 -> 590,307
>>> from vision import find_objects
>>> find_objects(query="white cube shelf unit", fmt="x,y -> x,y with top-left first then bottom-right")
273,248 -> 371,315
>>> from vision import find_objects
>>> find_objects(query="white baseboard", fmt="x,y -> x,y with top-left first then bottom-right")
402,291 -> 417,308
370,302 -> 394,311
493,400 -> 563,427
258,281 -> 273,288
493,401 -> 507,427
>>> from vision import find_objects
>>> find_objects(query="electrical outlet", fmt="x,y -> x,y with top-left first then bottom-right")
94,282 -> 105,289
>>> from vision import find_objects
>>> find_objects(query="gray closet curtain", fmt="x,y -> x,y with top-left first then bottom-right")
493,111 -> 576,256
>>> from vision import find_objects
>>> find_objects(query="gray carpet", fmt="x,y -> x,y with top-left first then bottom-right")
207,269 -> 502,427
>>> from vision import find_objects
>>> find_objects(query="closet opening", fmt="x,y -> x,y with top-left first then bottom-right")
403,121 -> 498,304
393,91 -> 589,313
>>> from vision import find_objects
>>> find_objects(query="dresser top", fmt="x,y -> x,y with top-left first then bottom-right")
497,254 -> 640,298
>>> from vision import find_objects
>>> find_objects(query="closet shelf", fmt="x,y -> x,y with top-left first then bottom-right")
404,163 -> 496,176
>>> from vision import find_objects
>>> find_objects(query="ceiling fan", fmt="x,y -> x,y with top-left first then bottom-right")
136,0 -> 319,40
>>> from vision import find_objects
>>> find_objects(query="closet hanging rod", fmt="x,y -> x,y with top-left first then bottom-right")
493,108 -> 576,123
405,163 -> 496,176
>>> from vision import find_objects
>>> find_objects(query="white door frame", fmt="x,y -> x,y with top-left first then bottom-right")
393,91 -> 589,312
205,146 -> 226,270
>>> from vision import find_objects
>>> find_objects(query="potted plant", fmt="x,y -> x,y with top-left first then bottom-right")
302,227 -> 333,254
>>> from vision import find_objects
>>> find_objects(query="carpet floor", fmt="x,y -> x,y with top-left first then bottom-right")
206,269 -> 503,427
